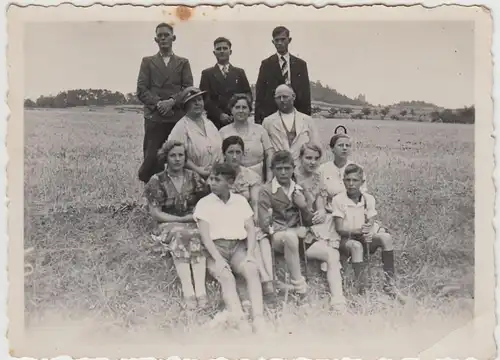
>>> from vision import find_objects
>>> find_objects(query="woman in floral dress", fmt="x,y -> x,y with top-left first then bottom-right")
144,140 -> 211,310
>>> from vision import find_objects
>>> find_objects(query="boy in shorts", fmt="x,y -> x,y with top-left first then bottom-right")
193,163 -> 266,332
332,164 -> 405,303
258,151 -> 317,301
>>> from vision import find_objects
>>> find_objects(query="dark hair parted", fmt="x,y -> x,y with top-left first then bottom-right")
222,135 -> 245,154
212,162 -> 237,182
227,93 -> 253,113
214,36 -> 232,48
271,150 -> 295,168
157,140 -> 187,165
272,26 -> 290,38
299,142 -> 323,158
344,163 -> 364,178
156,22 -> 174,33
329,133 -> 351,148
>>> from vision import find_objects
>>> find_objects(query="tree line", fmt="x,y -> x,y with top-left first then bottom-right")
25,81 -> 368,110
24,85 -> 473,124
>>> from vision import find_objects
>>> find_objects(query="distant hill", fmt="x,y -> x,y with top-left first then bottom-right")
392,100 -> 442,109
26,81 -> 369,110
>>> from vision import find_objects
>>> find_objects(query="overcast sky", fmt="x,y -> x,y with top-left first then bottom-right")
24,20 -> 474,108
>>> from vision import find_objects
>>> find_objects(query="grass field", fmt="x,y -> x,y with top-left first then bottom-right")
23,107 -> 475,357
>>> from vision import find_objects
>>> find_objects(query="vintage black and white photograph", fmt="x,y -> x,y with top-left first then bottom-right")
7,3 -> 495,359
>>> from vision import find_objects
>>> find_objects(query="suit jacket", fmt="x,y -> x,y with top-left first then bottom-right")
136,52 -> 194,124
254,54 -> 311,124
261,109 -> 320,166
258,180 -> 314,234
199,64 -> 252,129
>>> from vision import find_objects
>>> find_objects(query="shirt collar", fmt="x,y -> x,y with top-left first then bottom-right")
218,63 -> 230,70
159,50 -> 174,58
340,191 -> 366,207
277,52 -> 290,61
211,191 -> 236,204
271,177 -> 303,198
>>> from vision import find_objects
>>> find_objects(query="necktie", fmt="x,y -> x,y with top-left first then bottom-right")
281,56 -> 289,84
222,65 -> 229,78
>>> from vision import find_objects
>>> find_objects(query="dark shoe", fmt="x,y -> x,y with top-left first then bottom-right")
262,281 -> 275,296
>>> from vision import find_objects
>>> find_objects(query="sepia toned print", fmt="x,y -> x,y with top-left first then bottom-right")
6,3 -> 495,359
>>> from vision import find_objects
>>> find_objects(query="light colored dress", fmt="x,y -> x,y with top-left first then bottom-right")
229,166 -> 267,241
219,123 -> 272,179
229,166 -> 262,201
144,168 -> 211,263
168,114 -> 223,171
295,166 -> 338,248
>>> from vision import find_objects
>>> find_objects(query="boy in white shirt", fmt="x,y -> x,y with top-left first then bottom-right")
332,164 -> 405,303
193,162 -> 265,332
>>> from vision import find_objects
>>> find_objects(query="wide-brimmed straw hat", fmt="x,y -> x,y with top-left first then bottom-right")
181,86 -> 207,107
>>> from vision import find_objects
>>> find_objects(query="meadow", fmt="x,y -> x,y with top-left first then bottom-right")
23,107 -> 474,357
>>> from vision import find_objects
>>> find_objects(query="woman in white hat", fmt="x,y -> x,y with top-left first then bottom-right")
168,87 -> 223,179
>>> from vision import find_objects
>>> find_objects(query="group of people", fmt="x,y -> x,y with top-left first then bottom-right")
136,22 -> 405,333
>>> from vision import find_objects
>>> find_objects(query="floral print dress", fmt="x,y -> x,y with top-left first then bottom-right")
295,166 -> 339,248
144,168 -> 210,263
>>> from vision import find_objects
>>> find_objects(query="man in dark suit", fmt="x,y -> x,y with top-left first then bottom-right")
199,37 -> 252,129
254,26 -> 311,124
136,23 -> 193,183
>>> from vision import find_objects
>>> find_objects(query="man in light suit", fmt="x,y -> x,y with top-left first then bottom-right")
199,37 -> 252,129
254,26 -> 311,124
136,22 -> 193,183
262,84 -> 319,168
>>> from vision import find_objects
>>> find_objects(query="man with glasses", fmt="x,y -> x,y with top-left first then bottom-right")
136,23 -> 193,183
199,37 -> 252,129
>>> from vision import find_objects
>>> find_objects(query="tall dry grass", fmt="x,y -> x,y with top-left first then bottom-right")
24,108 -> 474,340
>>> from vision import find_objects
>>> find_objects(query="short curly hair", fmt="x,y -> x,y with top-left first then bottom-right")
157,140 -> 187,165
227,93 -> 253,113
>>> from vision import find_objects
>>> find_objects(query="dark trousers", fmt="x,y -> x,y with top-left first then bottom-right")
138,119 -> 176,184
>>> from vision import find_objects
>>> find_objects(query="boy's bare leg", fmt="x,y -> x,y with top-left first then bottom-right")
253,241 -> 272,283
306,242 -> 346,310
206,257 -> 245,317
173,259 -> 197,309
232,246 -> 264,320
191,257 -> 208,307
273,230 -> 307,293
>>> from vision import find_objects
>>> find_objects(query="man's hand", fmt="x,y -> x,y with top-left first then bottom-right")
312,210 -> 326,225
157,99 -> 176,116
220,113 -> 232,125
292,189 -> 308,210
